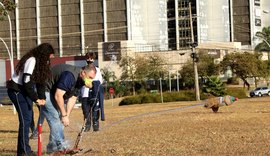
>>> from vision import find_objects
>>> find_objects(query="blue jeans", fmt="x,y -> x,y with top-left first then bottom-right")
7,89 -> 33,156
41,92 -> 67,153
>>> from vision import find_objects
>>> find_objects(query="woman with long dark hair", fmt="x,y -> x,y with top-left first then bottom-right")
6,43 -> 55,156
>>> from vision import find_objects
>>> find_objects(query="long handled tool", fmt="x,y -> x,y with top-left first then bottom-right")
71,118 -> 88,152
65,83 -> 102,155
37,105 -> 44,156
37,123 -> 42,156
59,110 -> 90,155
64,58 -> 114,155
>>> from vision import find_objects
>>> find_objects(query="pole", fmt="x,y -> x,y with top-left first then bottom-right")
189,2 -> 200,101
177,71 -> 179,92
111,93 -> 114,106
160,78 -> 163,103
169,70 -> 171,92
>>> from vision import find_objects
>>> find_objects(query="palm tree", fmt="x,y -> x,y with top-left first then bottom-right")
255,26 -> 270,59
101,68 -> 116,83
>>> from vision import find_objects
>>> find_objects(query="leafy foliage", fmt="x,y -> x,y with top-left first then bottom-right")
118,56 -> 136,81
226,87 -> 248,99
101,68 -> 116,83
197,52 -> 219,77
146,54 -> 167,80
220,52 -> 263,90
134,56 -> 150,81
179,51 -> 219,88
255,26 -> 270,52
202,76 -> 226,96
0,0 -> 16,20
179,61 -> 195,88
118,56 -> 136,95
119,90 -> 209,106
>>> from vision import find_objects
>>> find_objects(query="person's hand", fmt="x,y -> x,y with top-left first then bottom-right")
61,115 -> 69,127
36,99 -> 46,106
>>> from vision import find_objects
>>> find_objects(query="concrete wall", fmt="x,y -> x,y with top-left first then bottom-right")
0,60 -> 6,86
261,0 -> 270,28
197,0 -> 230,43
128,0 -> 168,51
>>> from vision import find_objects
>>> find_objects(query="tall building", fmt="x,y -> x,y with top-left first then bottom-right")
167,0 -> 197,50
166,0 -> 270,50
0,0 -> 168,59
0,0 -> 127,58
0,0 -> 269,60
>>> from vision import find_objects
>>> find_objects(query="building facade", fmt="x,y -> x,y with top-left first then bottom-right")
0,0 -> 169,59
0,0 -> 270,82
167,0 -> 270,50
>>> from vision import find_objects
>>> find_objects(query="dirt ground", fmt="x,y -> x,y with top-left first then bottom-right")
0,96 -> 270,156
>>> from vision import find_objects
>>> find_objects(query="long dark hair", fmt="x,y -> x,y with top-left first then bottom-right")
15,43 -> 55,83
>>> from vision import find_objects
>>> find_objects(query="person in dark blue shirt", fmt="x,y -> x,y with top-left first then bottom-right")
41,63 -> 96,154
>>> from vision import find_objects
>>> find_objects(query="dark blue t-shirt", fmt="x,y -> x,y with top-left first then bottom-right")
56,71 -> 75,92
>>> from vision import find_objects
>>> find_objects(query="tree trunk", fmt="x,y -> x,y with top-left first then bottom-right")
241,77 -> 250,90
254,77 -> 257,88
132,83 -> 136,95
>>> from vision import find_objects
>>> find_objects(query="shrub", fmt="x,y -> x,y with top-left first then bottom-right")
119,90 -> 198,106
119,96 -> 142,106
119,87 -> 247,106
202,76 -> 226,96
141,94 -> 160,103
226,87 -> 247,99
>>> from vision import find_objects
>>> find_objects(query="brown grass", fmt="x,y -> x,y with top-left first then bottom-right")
0,96 -> 270,155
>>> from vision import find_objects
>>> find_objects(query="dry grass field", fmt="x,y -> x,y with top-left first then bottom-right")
0,96 -> 270,156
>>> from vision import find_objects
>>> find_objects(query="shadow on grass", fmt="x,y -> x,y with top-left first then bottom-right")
186,111 -> 235,114
0,149 -> 16,155
0,130 -> 18,133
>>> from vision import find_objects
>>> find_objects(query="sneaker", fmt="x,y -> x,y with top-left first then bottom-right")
84,126 -> 91,132
93,123 -> 99,132
29,131 -> 38,140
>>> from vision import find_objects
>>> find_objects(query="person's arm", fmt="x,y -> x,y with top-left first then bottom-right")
55,88 -> 67,117
66,95 -> 77,116
55,71 -> 76,126
36,83 -> 46,99
55,88 -> 70,126
23,57 -> 45,105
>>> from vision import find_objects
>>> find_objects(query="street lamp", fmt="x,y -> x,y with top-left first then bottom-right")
0,2 -> 14,75
189,2 -> 200,101
0,37 -> 12,61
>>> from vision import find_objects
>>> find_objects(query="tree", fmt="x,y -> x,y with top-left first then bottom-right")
146,53 -> 167,80
202,76 -> 226,96
133,56 -> 149,81
257,60 -> 270,86
179,61 -> 195,88
118,55 -> 136,95
145,54 -> 167,91
101,68 -> 116,83
220,52 -> 262,90
0,0 -> 16,20
101,67 -> 117,98
179,52 -> 219,88
255,26 -> 270,52
197,52 -> 219,77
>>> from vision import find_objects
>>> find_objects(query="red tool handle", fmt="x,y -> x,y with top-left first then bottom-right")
38,124 -> 42,156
